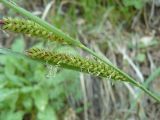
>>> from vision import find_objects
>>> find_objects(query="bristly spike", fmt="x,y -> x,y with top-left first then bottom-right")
1,17 -> 69,44
26,48 -> 128,81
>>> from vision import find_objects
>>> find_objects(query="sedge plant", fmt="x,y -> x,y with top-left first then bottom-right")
0,0 -> 160,102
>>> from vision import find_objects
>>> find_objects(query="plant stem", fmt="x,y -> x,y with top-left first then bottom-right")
129,80 -> 160,102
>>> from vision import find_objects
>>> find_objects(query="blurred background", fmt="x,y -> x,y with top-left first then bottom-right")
0,0 -> 160,120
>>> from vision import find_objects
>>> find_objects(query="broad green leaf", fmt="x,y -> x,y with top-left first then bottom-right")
0,88 -> 19,110
20,86 -> 36,93
47,69 -> 79,86
4,60 -> 23,86
22,96 -> 32,111
32,88 -> 48,111
122,0 -> 145,9
11,36 -> 25,52
0,74 -> 7,88
0,110 -> 24,120
9,58 -> 27,73
135,53 -> 146,63
0,89 -> 18,102
4,59 -> 15,75
37,106 -> 57,120
0,55 -> 7,65
4,57 -> 29,86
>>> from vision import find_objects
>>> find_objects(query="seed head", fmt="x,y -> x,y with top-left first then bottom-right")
26,48 -> 127,81
1,17 -> 68,44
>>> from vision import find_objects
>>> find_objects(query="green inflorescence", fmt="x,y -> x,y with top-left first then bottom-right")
26,48 -> 127,81
2,17 -> 68,44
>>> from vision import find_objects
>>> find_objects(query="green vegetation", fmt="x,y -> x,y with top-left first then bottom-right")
0,0 -> 159,119
0,37 -> 81,120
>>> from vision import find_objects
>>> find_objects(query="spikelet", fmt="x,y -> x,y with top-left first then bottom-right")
1,17 -> 68,44
26,48 -> 128,81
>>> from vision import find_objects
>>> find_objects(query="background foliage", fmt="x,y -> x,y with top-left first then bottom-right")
0,0 -> 160,120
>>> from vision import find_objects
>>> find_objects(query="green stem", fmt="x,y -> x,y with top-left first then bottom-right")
125,67 -> 160,118
130,80 -> 160,102
1,0 -> 160,102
